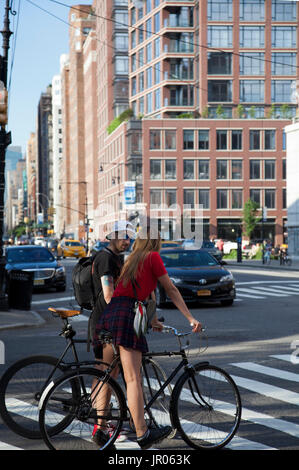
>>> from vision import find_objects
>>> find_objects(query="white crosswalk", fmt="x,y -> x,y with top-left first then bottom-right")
0,355 -> 299,450
236,282 -> 299,301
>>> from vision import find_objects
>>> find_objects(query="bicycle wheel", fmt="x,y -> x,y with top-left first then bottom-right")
0,355 -> 65,439
171,364 -> 241,450
142,358 -> 176,438
39,367 -> 127,450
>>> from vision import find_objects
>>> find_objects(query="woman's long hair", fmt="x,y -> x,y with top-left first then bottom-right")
117,228 -> 161,287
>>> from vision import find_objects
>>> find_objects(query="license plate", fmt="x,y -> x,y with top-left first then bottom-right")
197,290 -> 211,296
34,279 -> 44,285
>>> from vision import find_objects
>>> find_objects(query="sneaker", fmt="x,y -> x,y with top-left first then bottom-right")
107,423 -> 130,443
92,426 -> 116,450
137,425 -> 172,450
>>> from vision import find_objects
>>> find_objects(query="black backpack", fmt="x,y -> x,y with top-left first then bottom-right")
72,254 -> 97,311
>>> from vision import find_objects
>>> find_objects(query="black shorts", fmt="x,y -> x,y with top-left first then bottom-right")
93,343 -> 103,360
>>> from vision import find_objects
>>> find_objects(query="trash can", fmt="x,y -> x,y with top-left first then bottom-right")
7,270 -> 34,310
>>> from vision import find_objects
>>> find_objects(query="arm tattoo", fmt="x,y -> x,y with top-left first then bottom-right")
101,275 -> 114,288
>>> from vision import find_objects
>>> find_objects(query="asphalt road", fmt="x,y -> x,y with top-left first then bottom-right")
0,258 -> 299,452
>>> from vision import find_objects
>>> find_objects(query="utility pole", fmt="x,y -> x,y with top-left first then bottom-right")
0,0 -> 13,308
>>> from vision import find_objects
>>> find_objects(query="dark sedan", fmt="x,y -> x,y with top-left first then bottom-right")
5,245 -> 66,292
156,248 -> 235,307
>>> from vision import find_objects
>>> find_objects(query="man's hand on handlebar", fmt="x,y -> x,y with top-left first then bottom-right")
190,319 -> 203,333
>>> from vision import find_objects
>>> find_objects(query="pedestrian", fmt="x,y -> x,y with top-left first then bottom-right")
89,220 -> 135,446
93,225 -> 202,450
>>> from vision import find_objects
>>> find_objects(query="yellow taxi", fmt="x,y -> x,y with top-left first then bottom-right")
57,239 -> 86,259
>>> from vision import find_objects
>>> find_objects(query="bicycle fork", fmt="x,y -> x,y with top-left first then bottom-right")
185,365 -> 213,410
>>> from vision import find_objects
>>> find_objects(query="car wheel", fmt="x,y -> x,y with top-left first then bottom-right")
221,299 -> 234,307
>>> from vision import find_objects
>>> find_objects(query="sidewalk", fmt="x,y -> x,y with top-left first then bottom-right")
0,258 -> 298,332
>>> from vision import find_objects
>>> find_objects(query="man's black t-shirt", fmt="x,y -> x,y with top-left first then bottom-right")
88,247 -> 123,349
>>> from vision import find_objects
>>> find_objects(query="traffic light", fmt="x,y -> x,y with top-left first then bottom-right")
0,85 -> 8,126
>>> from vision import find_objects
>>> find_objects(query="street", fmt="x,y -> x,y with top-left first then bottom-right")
0,259 -> 299,451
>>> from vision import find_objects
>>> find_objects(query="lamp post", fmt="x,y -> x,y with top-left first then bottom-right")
0,0 -> 13,308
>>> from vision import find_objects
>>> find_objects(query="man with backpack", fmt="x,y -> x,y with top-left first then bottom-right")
88,220 -> 135,358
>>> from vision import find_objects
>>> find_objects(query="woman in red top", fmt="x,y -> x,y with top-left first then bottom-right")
94,228 -> 202,449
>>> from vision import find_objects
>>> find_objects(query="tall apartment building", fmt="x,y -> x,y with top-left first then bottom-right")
60,5 -> 95,240
119,0 -> 297,244
25,133 -> 37,222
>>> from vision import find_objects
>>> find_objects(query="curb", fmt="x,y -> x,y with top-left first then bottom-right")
226,261 -> 299,272
0,310 -> 45,331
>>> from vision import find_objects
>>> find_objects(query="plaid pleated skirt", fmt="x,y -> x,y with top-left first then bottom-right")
93,296 -> 148,353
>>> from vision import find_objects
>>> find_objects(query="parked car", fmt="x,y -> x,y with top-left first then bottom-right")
5,245 -> 66,292
57,239 -> 86,259
156,248 -> 235,307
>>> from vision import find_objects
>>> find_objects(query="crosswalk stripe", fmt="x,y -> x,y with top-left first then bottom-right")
237,287 -> 265,299
270,355 -> 294,363
272,286 -> 299,292
230,374 -> 299,406
231,362 -> 299,383
0,442 -> 22,450
243,287 -> 289,297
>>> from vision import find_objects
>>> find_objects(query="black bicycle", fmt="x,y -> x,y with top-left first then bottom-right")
0,307 -> 172,440
38,323 -> 242,451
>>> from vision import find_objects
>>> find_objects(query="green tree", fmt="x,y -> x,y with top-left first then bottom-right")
242,199 -> 261,238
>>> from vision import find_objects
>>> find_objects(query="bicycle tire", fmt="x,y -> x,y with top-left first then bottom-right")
170,363 -> 241,450
0,355 -> 66,439
142,358 -> 176,438
39,367 -> 127,450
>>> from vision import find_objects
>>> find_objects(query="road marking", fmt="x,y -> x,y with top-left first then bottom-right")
236,291 -> 265,299
239,287 -> 289,297
31,296 -> 75,305
231,362 -> 299,383
230,374 -> 299,406
0,442 -> 22,450
270,355 -> 294,363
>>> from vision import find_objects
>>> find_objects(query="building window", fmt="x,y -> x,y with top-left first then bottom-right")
264,130 -> 276,150
184,189 -> 195,208
250,160 -> 261,179
216,130 -> 227,150
217,189 -> 228,209
207,52 -> 232,75
183,130 -> 194,149
146,42 -> 152,63
155,89 -> 161,110
146,17 -> 152,39
231,189 -> 242,209
150,160 -> 161,179
217,160 -> 228,180
183,160 -> 194,179
147,92 -> 153,113
272,26 -> 297,48
239,53 -> 264,75
208,80 -> 232,102
240,80 -> 264,102
207,0 -> 232,21
240,0 -> 265,21
150,189 -> 162,206
165,160 -> 176,180
198,130 -> 209,150
165,130 -> 176,150
250,130 -> 261,150
272,53 -> 297,76
240,26 -> 265,48
231,130 -> 242,150
115,56 -> 129,74
165,189 -> 176,207
264,160 -> 275,180
198,160 -> 209,179
139,72 -> 144,92
232,160 -> 242,180
282,159 -> 286,179
131,77 -> 137,96
272,0 -> 297,21
265,189 -> 275,209
146,67 -> 152,87
154,12 -> 160,32
283,188 -> 286,209
250,189 -> 260,207
207,26 -> 232,48
115,33 -> 128,51
199,189 -> 210,209
154,37 -> 160,58
272,80 -> 295,103
150,130 -> 161,149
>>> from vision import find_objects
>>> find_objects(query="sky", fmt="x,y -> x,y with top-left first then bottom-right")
6,0 -> 92,154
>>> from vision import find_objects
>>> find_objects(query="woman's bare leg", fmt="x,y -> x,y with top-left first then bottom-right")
119,345 -> 147,438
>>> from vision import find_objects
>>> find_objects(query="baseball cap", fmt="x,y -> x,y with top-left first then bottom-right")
106,220 -> 136,240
